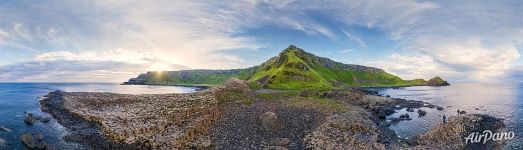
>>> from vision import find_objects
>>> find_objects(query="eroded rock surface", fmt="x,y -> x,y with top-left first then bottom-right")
413,114 -> 506,149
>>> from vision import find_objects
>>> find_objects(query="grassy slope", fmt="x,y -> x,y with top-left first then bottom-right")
135,46 -> 431,89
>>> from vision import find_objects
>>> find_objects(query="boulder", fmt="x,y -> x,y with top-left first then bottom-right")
459,111 -> 467,114
24,113 -> 36,125
259,111 -> 282,131
0,126 -> 10,132
270,138 -> 291,147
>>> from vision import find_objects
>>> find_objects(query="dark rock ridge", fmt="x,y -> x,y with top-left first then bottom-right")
123,45 -> 450,89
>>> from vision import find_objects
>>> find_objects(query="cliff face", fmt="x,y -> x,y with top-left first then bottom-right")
124,45 -> 449,89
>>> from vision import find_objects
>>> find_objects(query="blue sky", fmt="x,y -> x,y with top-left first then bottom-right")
1,0 -> 523,82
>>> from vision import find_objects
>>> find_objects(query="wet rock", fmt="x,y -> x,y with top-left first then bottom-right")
413,114 -> 505,149
270,138 -> 291,147
263,146 -> 288,150
41,117 -> 52,123
24,113 -> 36,125
417,110 -> 427,116
0,126 -> 10,132
377,107 -> 395,119
259,111 -> 282,131
21,133 -> 36,149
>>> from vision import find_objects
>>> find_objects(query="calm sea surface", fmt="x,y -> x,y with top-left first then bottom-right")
0,83 -> 199,149
369,83 -> 523,149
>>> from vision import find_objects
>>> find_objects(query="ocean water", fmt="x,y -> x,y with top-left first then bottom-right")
370,83 -> 523,149
0,83 -> 200,150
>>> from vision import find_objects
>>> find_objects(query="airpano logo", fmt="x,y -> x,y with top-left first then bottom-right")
465,130 -> 515,144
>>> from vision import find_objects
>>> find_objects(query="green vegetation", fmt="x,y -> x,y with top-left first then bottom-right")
126,45 -> 448,89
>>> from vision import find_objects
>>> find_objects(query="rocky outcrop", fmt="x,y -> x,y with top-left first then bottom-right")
412,114 -> 506,149
259,111 -> 283,132
303,107 -> 387,150
24,113 -> 36,125
426,77 -> 450,86
213,78 -> 254,104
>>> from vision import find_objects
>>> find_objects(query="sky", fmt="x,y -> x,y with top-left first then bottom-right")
1,0 -> 523,82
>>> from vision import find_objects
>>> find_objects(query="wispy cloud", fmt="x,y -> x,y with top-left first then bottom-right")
341,29 -> 367,48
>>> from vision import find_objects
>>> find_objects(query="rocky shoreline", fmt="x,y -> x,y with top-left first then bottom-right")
39,79 -> 505,149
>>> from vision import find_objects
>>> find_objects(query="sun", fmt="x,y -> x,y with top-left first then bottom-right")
147,63 -> 171,72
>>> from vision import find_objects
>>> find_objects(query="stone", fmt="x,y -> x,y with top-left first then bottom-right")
0,126 -> 10,132
21,133 -> 36,149
270,138 -> 291,147
24,113 -> 36,125
459,111 -> 466,114
259,111 -> 282,131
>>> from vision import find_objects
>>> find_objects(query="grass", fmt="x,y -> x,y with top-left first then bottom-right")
137,46 -> 436,90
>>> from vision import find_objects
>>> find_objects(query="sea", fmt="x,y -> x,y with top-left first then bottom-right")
369,82 -> 523,149
0,83 -> 521,149
0,83 -> 200,149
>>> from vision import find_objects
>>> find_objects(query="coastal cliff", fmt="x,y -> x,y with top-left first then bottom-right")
123,45 -> 450,89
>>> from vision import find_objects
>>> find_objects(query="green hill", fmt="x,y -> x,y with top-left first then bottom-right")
124,45 -> 448,89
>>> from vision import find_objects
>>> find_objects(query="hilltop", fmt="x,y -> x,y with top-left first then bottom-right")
124,45 -> 449,89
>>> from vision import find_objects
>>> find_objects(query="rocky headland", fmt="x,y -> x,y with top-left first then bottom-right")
40,78 -> 503,149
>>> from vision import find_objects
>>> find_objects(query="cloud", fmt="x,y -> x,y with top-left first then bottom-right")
341,29 -> 367,48
326,0 -> 523,81
0,49 -> 189,82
